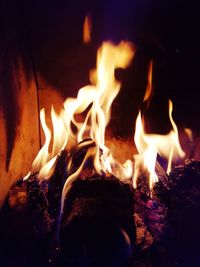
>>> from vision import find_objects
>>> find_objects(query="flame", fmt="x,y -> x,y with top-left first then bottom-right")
60,41 -> 134,209
51,107 -> 69,157
61,145 -> 98,211
35,107 -> 70,181
184,128 -> 193,141
24,109 -> 51,180
83,15 -> 92,44
24,41 -> 135,200
24,32 -> 188,202
133,111 -> 158,189
133,100 -> 185,189
143,60 -> 153,106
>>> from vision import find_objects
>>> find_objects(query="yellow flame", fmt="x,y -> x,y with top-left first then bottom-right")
61,146 -> 96,213
60,41 -> 134,202
24,36 -> 186,198
133,100 -> 185,189
24,41 -> 135,187
63,41 -> 134,168
23,109 -> 51,180
38,156 -> 58,180
83,15 -> 92,44
51,107 -> 69,156
133,111 -> 158,189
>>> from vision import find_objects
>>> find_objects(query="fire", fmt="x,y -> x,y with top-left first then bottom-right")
24,41 -> 135,211
184,128 -> 193,141
24,107 -> 69,181
83,15 -> 92,44
24,20 -> 188,204
24,109 -> 51,180
61,41 -> 135,210
133,111 -> 158,189
131,59 -> 185,189
133,100 -> 185,189
51,107 -> 69,157
143,60 -> 154,106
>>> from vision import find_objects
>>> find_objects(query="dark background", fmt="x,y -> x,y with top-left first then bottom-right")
0,0 -> 200,142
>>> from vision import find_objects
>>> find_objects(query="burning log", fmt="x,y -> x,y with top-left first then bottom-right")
0,141 -> 136,267
58,139 -> 136,267
1,146 -> 200,267
59,177 -> 135,267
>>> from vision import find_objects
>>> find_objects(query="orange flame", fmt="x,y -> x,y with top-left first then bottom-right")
184,128 -> 193,141
143,60 -> 153,106
83,15 -> 92,44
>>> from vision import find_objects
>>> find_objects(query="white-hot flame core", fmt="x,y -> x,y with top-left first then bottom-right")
51,107 -> 69,157
133,112 -> 158,189
38,156 -> 58,180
